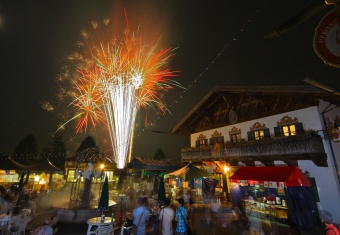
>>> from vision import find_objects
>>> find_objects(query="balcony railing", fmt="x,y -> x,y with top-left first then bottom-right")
181,133 -> 327,166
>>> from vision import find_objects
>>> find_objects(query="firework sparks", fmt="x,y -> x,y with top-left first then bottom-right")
65,24 -> 179,169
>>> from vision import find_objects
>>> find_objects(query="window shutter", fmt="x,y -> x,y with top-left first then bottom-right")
264,128 -> 270,138
209,138 -> 214,145
274,127 -> 281,137
204,139 -> 208,146
247,131 -> 255,141
220,136 -> 224,144
195,140 -> 200,147
295,122 -> 304,135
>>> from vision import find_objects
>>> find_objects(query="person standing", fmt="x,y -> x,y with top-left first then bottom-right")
159,198 -> 175,235
175,198 -> 187,235
320,210 -> 340,235
132,196 -> 150,235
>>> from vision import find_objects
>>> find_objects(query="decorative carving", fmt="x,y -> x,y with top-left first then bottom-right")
277,115 -> 298,126
229,127 -> 241,134
197,134 -> 207,140
250,122 -> 266,130
211,131 -> 222,137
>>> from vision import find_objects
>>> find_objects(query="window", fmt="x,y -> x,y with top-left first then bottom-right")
195,134 -> 208,147
231,133 -> 241,143
210,136 -> 224,145
254,130 -> 265,140
274,123 -> 304,137
282,124 -> 296,136
247,128 -> 270,141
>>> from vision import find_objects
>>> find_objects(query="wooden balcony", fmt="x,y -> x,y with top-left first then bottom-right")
181,133 -> 328,167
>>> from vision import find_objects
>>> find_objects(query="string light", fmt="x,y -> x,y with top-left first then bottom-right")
134,2 -> 265,137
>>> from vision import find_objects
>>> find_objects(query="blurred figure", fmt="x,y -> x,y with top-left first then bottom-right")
187,198 -> 195,233
159,198 -> 175,235
0,194 -> 14,214
16,193 -> 36,215
8,206 -> 32,234
175,198 -> 187,235
132,196 -> 150,235
319,210 -> 340,235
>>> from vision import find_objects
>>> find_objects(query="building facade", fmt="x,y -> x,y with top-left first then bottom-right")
172,86 -> 340,223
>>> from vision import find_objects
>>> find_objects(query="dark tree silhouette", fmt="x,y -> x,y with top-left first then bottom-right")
153,148 -> 166,160
14,134 -> 38,165
77,136 -> 98,153
43,135 -> 67,170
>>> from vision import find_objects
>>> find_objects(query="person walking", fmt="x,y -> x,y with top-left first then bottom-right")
132,196 -> 150,235
159,198 -> 175,235
175,198 -> 187,235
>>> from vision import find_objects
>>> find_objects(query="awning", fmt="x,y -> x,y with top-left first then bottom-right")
0,157 -> 30,170
166,162 -> 212,180
28,158 -> 63,173
229,166 -> 312,187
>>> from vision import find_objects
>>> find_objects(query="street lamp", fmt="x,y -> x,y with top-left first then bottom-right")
223,165 -> 231,202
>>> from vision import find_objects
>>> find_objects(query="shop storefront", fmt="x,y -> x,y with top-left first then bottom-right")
229,166 -> 319,230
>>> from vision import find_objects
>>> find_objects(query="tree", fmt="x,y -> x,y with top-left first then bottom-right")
153,148 -> 166,160
77,136 -> 98,152
76,136 -> 100,161
14,134 -> 38,165
44,135 -> 67,170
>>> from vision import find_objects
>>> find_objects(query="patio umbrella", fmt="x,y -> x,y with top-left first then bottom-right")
157,176 -> 166,203
166,162 -> 212,181
153,176 -> 158,193
24,170 -> 30,185
17,172 -> 25,195
143,171 -> 155,176
48,171 -> 53,186
98,175 -> 109,215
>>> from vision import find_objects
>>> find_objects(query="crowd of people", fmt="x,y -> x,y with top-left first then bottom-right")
0,184 -> 58,235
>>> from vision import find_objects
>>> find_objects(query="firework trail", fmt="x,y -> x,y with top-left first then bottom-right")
63,20 -> 179,169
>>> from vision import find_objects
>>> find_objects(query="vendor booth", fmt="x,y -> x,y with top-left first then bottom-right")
166,162 -> 213,202
229,166 -> 319,230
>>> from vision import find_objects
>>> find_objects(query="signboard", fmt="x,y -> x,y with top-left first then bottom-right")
314,9 -> 340,68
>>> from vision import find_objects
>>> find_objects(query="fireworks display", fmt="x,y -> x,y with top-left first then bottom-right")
63,19 -> 179,169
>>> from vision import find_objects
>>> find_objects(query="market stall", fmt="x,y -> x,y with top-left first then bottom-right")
229,166 -> 318,230
166,162 -> 213,202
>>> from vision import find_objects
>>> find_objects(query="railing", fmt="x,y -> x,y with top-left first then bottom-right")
181,133 -> 326,163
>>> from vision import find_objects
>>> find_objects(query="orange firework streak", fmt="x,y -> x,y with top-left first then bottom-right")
70,28 -> 179,168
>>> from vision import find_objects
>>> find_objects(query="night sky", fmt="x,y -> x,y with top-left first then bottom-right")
0,0 -> 339,160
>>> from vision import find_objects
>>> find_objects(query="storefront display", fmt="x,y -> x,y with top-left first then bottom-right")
230,166 -> 319,230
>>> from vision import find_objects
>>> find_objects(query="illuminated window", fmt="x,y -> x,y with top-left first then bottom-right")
274,123 -> 304,137
282,125 -> 296,136
196,134 -> 208,147
231,133 -> 241,143
67,170 -> 75,182
254,130 -> 265,140
247,129 -> 270,141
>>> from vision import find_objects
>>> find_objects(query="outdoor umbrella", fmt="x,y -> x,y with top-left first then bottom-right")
17,172 -> 25,195
157,176 -> 166,203
153,176 -> 158,193
48,171 -> 53,186
143,171 -> 155,176
166,162 -> 212,181
24,170 -> 30,185
98,175 -> 109,216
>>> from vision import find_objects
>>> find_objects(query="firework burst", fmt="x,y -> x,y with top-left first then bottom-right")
62,20 -> 179,169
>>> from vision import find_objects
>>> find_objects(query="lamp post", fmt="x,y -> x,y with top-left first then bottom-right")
223,165 -> 231,202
